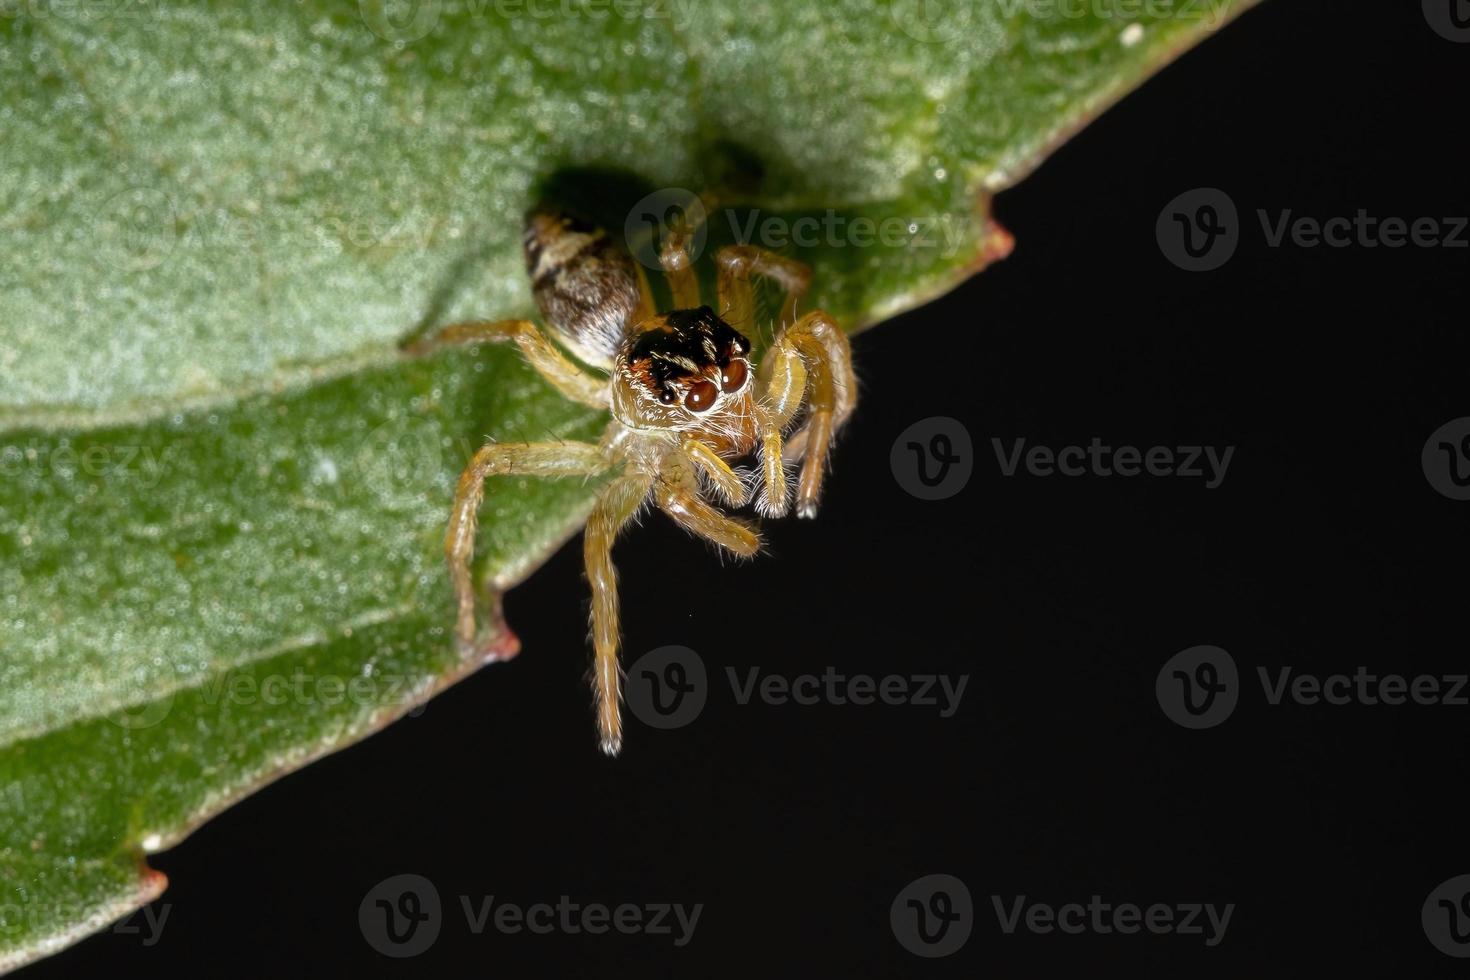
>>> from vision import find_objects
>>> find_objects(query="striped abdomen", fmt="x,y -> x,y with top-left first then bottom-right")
523,210 -> 644,370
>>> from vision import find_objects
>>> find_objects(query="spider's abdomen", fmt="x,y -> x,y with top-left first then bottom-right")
523,210 -> 643,371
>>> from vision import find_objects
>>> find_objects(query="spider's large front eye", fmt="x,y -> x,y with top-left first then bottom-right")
685,379 -> 718,412
720,358 -> 748,393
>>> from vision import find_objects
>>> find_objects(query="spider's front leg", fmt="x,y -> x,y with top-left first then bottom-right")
714,245 -> 834,517
400,318 -> 608,410
445,441 -> 609,657
659,223 -> 704,311
715,245 -> 817,516
716,244 -> 812,335
761,310 -> 857,518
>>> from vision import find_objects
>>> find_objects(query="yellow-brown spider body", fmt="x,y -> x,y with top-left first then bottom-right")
405,207 -> 856,755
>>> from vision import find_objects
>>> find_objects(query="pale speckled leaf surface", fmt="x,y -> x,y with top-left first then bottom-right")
0,0 -> 1259,970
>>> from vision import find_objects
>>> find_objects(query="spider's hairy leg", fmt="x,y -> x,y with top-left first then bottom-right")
632,263 -> 658,326
749,378 -> 801,518
752,423 -> 791,518
715,245 -> 812,334
750,334 -> 812,517
681,437 -> 750,508
766,310 -> 857,519
655,454 -> 761,558
659,223 -> 704,310
584,473 -> 653,756
400,318 -> 608,410
715,245 -> 813,515
446,441 -> 610,656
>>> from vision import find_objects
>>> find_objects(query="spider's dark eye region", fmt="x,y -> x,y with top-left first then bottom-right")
685,380 -> 718,411
627,307 -> 753,411
720,358 -> 748,393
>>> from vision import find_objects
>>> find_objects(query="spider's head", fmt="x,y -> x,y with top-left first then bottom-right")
612,306 -> 753,428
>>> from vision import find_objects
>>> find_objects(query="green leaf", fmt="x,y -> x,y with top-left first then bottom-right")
0,0 -> 1261,968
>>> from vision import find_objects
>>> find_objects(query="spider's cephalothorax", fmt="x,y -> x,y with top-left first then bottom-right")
615,307 -> 754,432
404,207 -> 856,755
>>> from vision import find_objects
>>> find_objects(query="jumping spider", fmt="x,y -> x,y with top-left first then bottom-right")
404,208 -> 856,755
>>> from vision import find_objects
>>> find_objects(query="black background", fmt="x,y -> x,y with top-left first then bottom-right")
30,0 -> 1470,976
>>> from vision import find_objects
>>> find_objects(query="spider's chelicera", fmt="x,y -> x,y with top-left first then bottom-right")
404,208 -> 856,755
